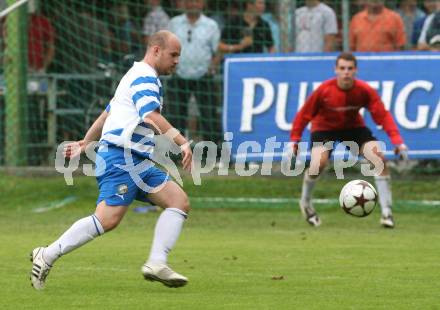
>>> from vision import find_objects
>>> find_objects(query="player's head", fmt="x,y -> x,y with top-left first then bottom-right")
366,0 -> 384,12
245,0 -> 265,16
423,0 -> 438,14
305,0 -> 320,8
146,0 -> 162,7
146,30 -> 181,75
335,52 -> 357,90
185,0 -> 205,14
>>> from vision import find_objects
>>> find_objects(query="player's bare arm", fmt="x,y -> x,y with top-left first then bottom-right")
64,110 -> 109,159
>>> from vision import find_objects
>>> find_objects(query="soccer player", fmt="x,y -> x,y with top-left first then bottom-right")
290,52 -> 408,228
30,30 -> 193,290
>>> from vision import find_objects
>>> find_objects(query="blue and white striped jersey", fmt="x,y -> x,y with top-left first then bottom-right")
100,61 -> 163,158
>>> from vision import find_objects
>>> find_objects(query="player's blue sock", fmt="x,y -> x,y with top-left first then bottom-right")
43,215 -> 104,265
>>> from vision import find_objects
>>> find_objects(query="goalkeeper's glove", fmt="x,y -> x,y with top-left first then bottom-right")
394,144 -> 409,161
290,141 -> 299,157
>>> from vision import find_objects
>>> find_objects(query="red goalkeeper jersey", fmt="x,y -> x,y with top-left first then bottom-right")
290,78 -> 403,145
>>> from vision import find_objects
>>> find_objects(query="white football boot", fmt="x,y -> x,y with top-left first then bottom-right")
380,215 -> 395,228
141,262 -> 188,288
30,247 -> 52,290
299,199 -> 321,227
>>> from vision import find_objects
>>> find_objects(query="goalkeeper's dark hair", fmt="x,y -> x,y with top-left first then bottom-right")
336,52 -> 357,67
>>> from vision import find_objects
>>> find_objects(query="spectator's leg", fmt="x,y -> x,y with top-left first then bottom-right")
195,76 -> 221,144
165,77 -> 189,135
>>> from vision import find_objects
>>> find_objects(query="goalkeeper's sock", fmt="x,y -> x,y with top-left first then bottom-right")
148,208 -> 187,264
374,175 -> 392,217
300,170 -> 318,203
43,215 -> 104,265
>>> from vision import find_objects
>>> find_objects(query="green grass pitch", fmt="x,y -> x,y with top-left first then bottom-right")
1,173 -> 440,309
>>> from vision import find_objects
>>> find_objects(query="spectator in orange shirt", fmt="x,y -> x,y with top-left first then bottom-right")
349,0 -> 406,52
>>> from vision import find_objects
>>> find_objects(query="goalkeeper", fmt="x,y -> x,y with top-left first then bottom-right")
290,52 -> 408,228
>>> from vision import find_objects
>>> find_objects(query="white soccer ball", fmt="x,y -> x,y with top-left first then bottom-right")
339,180 -> 378,217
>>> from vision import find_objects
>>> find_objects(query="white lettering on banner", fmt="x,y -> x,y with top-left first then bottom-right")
367,81 -> 380,91
240,78 -> 274,132
297,82 -> 308,111
275,83 -> 290,131
395,80 -> 431,129
239,78 -> 439,132
429,98 -> 440,129
381,81 -> 395,111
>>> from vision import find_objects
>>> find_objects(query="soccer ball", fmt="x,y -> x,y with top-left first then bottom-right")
339,180 -> 378,217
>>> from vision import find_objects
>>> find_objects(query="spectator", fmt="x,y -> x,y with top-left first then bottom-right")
412,0 -> 438,46
55,4 -> 113,140
0,0 -> 54,72
210,0 -> 240,32
351,0 -> 367,15
59,5 -> 112,73
396,0 -> 425,49
142,0 -> 170,46
294,0 -> 337,52
418,3 -> 440,50
167,0 -> 221,143
109,3 -> 139,71
219,0 -> 274,54
350,0 -> 406,52
429,34 -> 440,51
170,0 -> 186,16
261,1 -> 281,52
28,0 -> 55,73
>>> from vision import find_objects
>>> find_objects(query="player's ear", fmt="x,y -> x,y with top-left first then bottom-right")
153,45 -> 160,56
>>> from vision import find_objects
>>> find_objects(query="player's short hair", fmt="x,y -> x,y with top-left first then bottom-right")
147,31 -> 170,50
243,0 -> 256,9
336,52 -> 357,67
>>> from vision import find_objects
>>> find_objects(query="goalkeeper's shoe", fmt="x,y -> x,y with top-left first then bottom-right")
299,199 -> 321,227
141,262 -> 188,288
30,247 -> 52,290
380,215 -> 395,229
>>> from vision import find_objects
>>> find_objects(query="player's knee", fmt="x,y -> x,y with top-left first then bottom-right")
181,194 -> 191,214
377,153 -> 386,163
172,193 -> 190,214
175,193 -> 190,214
161,192 -> 190,214
319,161 -> 328,173
308,161 -> 327,177
100,215 -> 122,232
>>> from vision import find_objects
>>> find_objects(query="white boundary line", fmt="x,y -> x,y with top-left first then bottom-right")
0,0 -> 28,18
192,196 -> 440,206
33,196 -> 77,213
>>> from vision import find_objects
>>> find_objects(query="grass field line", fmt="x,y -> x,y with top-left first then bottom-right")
192,197 -> 440,206
30,196 -> 440,214
32,196 -> 78,213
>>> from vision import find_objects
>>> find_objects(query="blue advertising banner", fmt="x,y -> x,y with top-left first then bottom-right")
223,53 -> 440,161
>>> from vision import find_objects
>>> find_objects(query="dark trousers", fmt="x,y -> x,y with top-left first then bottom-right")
165,75 -> 221,144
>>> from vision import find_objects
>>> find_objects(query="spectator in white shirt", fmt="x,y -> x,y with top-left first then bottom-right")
167,0 -> 221,143
143,0 -> 170,46
294,0 -> 338,52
